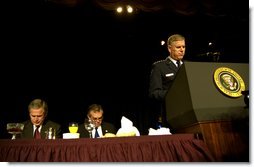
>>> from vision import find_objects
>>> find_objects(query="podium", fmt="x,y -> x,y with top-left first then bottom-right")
165,62 -> 249,161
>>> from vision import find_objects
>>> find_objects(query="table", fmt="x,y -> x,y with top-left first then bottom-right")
0,134 -> 215,162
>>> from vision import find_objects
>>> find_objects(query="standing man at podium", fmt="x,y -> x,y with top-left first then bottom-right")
148,34 -> 186,129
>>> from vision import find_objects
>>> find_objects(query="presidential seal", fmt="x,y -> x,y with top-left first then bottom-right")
213,67 -> 245,97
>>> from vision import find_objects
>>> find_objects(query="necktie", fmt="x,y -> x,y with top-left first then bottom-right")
176,60 -> 181,69
95,127 -> 99,138
34,126 -> 41,139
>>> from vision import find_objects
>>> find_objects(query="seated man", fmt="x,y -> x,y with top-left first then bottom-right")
78,104 -> 116,138
21,98 -> 62,139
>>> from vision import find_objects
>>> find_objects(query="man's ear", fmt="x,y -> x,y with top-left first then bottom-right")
167,45 -> 171,53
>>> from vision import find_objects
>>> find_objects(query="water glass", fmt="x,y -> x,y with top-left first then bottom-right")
84,119 -> 95,138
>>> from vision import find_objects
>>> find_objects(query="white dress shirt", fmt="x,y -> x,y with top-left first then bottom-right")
92,126 -> 102,138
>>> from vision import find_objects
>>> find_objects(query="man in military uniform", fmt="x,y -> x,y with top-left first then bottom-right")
148,34 -> 186,130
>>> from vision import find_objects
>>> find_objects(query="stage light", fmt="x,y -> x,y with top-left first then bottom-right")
116,6 -> 123,13
127,5 -> 133,13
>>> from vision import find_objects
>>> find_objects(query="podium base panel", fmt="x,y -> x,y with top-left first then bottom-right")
175,120 -> 249,162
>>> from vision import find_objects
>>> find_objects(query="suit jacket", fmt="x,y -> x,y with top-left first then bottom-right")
21,120 -> 62,139
78,121 -> 116,138
149,57 -> 181,101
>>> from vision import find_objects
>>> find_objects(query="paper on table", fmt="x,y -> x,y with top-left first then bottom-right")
148,127 -> 172,135
116,116 -> 140,136
63,133 -> 80,139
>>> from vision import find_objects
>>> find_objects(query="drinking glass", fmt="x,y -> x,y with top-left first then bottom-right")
84,119 -> 95,138
69,122 -> 78,133
6,123 -> 24,139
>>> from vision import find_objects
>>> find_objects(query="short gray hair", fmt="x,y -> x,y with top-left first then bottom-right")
28,99 -> 48,116
167,34 -> 185,46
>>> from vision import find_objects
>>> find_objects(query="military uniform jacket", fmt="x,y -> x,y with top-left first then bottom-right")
149,57 -> 181,101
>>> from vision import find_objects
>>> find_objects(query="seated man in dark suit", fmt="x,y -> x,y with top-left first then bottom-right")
78,104 -> 116,138
21,98 -> 62,139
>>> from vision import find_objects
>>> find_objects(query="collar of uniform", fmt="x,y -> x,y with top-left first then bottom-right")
168,56 -> 182,66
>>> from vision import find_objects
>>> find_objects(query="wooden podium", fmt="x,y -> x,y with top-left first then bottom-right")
165,62 -> 249,161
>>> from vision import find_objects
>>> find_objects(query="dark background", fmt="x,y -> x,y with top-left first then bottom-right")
0,0 -> 249,138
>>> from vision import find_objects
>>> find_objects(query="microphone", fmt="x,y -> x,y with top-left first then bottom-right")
196,52 -> 221,62
196,52 -> 221,57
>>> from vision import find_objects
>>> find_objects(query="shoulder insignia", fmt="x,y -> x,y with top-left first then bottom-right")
153,59 -> 166,65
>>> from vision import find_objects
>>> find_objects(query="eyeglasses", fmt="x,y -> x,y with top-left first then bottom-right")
91,116 -> 103,121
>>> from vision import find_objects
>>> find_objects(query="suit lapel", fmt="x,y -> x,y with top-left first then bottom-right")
23,121 -> 34,138
41,120 -> 50,139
